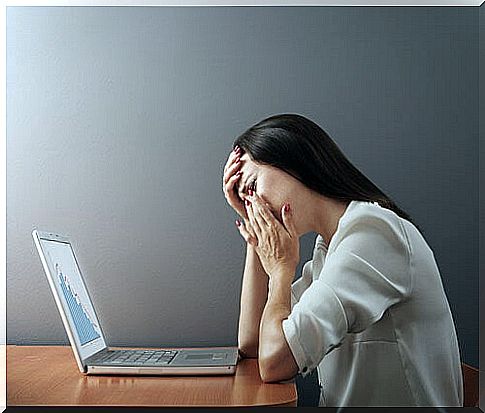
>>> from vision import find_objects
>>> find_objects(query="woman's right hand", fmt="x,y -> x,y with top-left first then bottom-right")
223,146 -> 247,218
222,146 -> 257,246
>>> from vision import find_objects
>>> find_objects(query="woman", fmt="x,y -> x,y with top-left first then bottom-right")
222,113 -> 463,407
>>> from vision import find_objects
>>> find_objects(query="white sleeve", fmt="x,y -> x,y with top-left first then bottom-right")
290,259 -> 313,308
282,212 -> 412,377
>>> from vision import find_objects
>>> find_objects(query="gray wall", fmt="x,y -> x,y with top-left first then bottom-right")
7,6 -> 479,406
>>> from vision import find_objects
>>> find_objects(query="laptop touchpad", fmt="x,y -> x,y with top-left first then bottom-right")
185,354 -> 214,360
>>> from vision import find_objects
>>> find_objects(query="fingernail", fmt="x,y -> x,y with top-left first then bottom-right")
248,189 -> 253,196
245,200 -> 251,206
235,219 -> 240,226
284,203 -> 290,213
236,171 -> 242,176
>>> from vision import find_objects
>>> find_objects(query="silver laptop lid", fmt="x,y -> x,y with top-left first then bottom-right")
32,230 -> 107,372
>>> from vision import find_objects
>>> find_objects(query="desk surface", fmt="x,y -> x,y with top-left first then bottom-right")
7,345 -> 297,407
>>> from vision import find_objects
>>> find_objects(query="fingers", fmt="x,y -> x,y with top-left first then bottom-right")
247,191 -> 281,230
222,147 -> 243,196
223,148 -> 239,175
224,170 -> 242,195
222,146 -> 248,218
223,146 -> 242,175
226,177 -> 247,218
245,199 -> 264,242
235,218 -> 257,246
281,203 -> 296,237
249,196 -> 273,228
223,157 -> 242,185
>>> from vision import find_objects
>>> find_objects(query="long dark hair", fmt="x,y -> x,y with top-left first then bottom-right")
233,113 -> 421,230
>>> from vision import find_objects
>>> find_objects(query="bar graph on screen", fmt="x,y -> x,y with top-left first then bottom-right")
55,263 -> 100,345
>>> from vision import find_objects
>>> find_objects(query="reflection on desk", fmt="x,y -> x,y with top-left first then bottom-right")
7,345 -> 297,407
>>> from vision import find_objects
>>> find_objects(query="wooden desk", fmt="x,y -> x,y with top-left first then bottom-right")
7,345 -> 297,407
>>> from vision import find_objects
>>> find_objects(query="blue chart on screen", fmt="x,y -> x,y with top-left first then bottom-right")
56,263 -> 100,345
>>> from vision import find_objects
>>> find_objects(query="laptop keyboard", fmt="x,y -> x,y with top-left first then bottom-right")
94,349 -> 178,366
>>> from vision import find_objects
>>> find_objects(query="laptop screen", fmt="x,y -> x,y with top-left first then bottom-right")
38,236 -> 106,361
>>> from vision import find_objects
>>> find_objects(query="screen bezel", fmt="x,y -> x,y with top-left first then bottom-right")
32,230 -> 107,372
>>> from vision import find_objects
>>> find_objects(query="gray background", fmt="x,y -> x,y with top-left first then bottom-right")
479,3 -> 484,409
7,6 -> 479,406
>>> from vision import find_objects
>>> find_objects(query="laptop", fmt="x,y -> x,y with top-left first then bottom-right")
32,229 -> 239,376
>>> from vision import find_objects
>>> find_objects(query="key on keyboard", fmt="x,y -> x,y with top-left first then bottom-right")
96,350 -> 178,365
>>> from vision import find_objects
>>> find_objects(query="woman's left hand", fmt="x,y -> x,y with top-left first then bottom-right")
243,191 -> 300,280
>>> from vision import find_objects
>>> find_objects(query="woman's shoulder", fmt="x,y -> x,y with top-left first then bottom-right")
343,200 -> 404,229
331,200 -> 411,255
315,201 -> 403,250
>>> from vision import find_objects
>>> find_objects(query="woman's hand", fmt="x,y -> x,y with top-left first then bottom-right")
241,191 -> 299,280
222,146 -> 247,218
223,146 -> 259,245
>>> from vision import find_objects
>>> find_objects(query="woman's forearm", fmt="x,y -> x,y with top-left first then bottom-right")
237,244 -> 269,358
258,274 -> 298,383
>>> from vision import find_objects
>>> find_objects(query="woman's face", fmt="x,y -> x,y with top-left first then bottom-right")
236,153 -> 307,225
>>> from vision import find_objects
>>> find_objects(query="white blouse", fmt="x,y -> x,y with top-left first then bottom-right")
282,200 -> 463,407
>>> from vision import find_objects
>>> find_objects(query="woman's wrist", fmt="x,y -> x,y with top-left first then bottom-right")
268,271 -> 293,297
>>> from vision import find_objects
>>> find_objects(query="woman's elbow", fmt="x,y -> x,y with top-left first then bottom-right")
258,354 -> 298,383
238,343 -> 258,359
